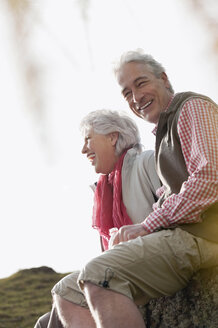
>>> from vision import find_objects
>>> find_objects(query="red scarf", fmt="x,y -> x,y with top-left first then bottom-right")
92,150 -> 133,250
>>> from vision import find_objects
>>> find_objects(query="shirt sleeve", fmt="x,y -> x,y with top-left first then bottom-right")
143,98 -> 218,233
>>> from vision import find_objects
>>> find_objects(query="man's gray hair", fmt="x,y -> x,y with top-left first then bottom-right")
114,49 -> 174,93
80,109 -> 142,155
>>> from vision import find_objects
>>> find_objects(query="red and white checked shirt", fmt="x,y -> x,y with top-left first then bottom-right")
143,96 -> 218,233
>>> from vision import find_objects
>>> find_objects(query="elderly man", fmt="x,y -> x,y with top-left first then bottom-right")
36,51 -> 218,328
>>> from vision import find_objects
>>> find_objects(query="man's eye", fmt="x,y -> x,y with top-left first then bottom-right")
124,91 -> 132,99
137,81 -> 146,87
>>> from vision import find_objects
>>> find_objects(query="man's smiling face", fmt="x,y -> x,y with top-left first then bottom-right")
118,61 -> 173,124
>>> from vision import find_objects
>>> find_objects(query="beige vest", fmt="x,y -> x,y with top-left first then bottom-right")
156,92 -> 218,242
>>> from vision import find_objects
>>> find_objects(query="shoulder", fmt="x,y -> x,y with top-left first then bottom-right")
181,97 -> 217,123
123,149 -> 156,181
172,92 -> 217,114
137,150 -> 155,168
177,95 -> 218,136
124,148 -> 154,168
181,93 -> 217,113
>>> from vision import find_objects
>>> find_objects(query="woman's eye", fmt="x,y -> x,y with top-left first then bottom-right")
85,137 -> 90,142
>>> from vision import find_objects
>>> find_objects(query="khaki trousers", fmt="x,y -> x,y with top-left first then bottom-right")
34,228 -> 218,326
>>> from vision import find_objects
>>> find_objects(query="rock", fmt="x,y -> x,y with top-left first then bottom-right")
140,266 -> 218,328
19,266 -> 56,275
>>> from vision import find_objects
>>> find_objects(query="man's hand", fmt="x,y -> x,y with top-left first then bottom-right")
109,224 -> 148,248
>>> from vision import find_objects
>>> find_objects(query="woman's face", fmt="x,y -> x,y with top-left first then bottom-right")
81,128 -> 119,174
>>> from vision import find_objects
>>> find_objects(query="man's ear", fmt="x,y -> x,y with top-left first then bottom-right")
161,72 -> 171,89
109,132 -> 119,146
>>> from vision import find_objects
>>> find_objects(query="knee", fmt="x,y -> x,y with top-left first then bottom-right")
53,294 -> 69,314
52,294 -> 73,327
34,312 -> 50,328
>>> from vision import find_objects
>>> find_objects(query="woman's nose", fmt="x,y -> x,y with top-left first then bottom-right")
81,143 -> 87,154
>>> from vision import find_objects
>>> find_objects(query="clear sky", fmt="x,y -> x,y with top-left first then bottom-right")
0,0 -> 217,279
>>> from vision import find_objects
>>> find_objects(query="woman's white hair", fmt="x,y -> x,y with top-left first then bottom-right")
114,49 -> 174,93
80,109 -> 142,155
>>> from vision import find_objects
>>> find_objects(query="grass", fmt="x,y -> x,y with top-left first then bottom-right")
0,266 -> 68,328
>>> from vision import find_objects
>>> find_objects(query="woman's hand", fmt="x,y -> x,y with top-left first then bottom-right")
109,224 -> 148,248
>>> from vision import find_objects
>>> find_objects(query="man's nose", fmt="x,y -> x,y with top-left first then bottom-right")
132,89 -> 143,104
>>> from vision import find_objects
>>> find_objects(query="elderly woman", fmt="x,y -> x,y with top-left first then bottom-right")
34,109 -> 160,328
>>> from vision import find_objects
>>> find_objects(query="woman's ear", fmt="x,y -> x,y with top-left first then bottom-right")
109,132 -> 119,146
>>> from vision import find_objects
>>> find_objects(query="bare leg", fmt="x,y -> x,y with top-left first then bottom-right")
34,312 -> 50,328
84,282 -> 146,328
54,294 -> 96,328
